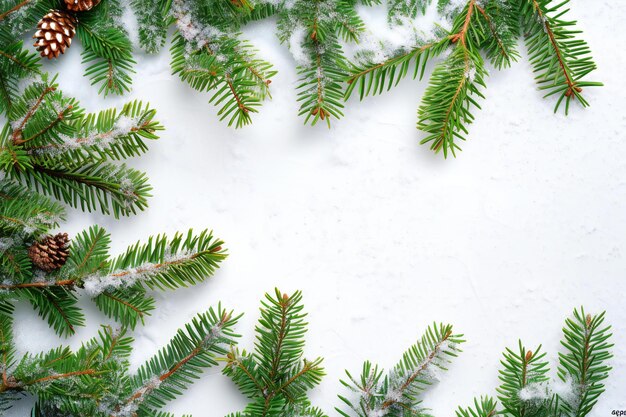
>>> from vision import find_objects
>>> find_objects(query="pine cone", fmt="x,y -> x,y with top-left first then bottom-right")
28,233 -> 70,272
33,10 -> 77,59
64,0 -> 101,12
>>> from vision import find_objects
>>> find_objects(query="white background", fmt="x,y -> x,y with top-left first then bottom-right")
7,0 -> 626,415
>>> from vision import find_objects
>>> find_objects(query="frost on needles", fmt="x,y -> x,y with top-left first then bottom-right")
1,0 -> 600,155
0,0 -> 134,96
0,75 -> 228,336
337,307 -> 613,417
0,284 -> 615,417
346,0 -> 601,157
0,302 -> 240,416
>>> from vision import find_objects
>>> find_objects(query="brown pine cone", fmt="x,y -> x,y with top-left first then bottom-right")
28,233 -> 70,272
33,10 -> 77,59
64,0 -> 101,12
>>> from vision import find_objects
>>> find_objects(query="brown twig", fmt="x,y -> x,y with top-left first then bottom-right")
12,87 -> 56,144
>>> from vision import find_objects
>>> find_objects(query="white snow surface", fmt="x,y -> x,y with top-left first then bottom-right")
6,0 -> 626,415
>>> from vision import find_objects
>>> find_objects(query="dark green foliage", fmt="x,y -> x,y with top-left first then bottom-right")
130,0 -> 171,53
1,75 -> 160,217
0,40 -> 41,117
2,0 -> 600,142
271,0 -> 377,127
337,323 -> 464,417
494,308 -> 612,417
0,0 -> 135,97
0,304 -> 240,416
0,215 -> 227,336
557,309 -> 613,417
77,0 -> 136,95
456,397 -> 498,417
0,0 -> 55,39
223,289 -> 326,417
518,0 -> 602,113
346,0 -> 600,157
169,0 -> 276,128
0,76 -> 229,337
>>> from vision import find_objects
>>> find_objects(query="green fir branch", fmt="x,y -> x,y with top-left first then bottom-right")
0,309 -> 238,416
337,322 -> 464,417
519,0 -> 602,113
224,289 -> 326,417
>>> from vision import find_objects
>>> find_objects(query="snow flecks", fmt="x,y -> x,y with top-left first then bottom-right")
119,177 -> 136,206
518,381 -> 550,402
107,376 -> 162,417
519,375 -> 580,406
8,212 -> 61,238
171,0 -> 223,51
353,1 -> 449,65
288,24 -> 311,66
440,0 -> 471,18
464,64 -> 477,81
81,250 -> 191,297
0,238 -> 15,254
357,339 -> 456,417
2,0 -> 38,35
32,115 -> 141,157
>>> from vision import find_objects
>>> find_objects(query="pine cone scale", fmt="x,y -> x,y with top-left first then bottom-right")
28,233 -> 70,272
33,11 -> 77,59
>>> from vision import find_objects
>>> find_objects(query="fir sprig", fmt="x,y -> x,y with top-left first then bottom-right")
0,219 -> 227,335
0,304 -> 240,416
169,0 -> 276,128
519,0 -> 602,113
223,289 -> 326,417
0,0 -> 135,97
271,0 -> 375,126
337,322 -> 464,417
0,75 -> 161,217
346,0 -> 600,157
490,308 -> 612,417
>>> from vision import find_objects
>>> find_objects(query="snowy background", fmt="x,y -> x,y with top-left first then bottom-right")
6,0 -> 626,415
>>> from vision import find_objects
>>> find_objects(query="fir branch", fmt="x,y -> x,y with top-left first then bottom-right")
0,309 -> 237,416
274,0 -> 365,126
224,289 -> 326,417
0,0 -> 33,21
111,307 -> 239,416
345,38 -> 450,99
417,0 -> 488,157
337,322 -> 464,417
76,0 -> 136,96
169,0 -> 276,128
1,76 -> 162,218
0,180 -> 64,238
0,41 -> 41,116
497,342 -> 551,417
130,0 -> 171,54
557,308 -> 613,417
519,0 -> 602,113
23,286 -> 84,337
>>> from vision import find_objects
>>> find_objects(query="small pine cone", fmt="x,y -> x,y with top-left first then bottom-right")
64,0 -> 101,12
28,233 -> 70,272
33,10 -> 77,59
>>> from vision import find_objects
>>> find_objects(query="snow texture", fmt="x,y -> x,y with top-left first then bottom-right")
3,0 -> 626,415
